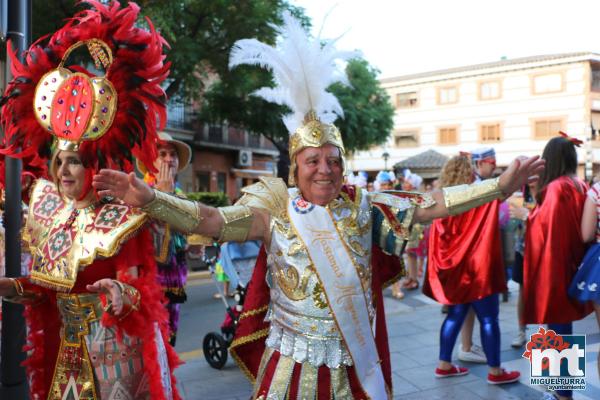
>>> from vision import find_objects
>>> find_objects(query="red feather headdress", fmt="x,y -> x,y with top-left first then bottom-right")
0,0 -> 170,176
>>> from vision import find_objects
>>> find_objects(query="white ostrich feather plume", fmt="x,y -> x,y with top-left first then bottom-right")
229,11 -> 359,133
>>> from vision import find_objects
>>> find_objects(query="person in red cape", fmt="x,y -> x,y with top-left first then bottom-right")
523,135 -> 593,400
457,147 -> 498,365
92,12 -> 544,400
0,2 -> 180,399
424,155 -> 519,384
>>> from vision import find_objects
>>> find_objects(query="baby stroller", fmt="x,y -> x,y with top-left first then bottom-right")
203,241 -> 261,369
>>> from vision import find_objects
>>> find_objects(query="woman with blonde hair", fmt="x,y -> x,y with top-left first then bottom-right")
425,155 -> 517,384
0,3 -> 180,398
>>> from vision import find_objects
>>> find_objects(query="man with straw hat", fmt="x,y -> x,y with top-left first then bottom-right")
137,132 -> 192,346
94,12 -> 544,399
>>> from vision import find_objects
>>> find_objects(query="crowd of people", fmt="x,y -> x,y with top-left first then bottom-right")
0,2 -> 597,400
344,137 -> 600,400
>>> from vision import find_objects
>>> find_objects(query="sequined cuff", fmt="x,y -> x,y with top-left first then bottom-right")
443,177 -> 503,216
217,205 -> 253,243
105,280 -> 141,321
3,277 -> 44,305
142,189 -> 202,233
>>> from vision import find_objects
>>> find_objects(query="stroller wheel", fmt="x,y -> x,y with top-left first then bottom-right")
203,332 -> 228,369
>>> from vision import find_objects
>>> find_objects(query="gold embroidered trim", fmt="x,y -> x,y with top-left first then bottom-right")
266,355 -> 295,399
273,260 -> 314,302
218,205 -> 253,242
238,177 -> 289,220
298,361 -> 318,400
142,189 -> 201,233
155,223 -> 171,264
25,180 -> 148,292
443,177 -> 502,216
252,347 -> 275,398
331,365 -> 351,399
239,305 -> 269,320
230,327 -> 270,383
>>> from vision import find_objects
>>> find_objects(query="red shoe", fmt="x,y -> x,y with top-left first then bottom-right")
487,369 -> 520,384
435,365 -> 469,378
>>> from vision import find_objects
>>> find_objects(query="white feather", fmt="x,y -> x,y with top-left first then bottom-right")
229,12 -> 360,133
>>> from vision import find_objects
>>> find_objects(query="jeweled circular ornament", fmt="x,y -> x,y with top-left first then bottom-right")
32,40 -> 118,143
50,73 -> 93,137
34,68 -> 117,143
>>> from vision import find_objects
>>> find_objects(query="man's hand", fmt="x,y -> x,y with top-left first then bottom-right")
87,279 -> 124,316
498,156 -> 545,197
155,161 -> 175,193
93,169 -> 155,207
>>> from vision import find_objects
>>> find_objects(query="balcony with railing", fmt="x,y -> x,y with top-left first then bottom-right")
195,123 -> 278,155
166,100 -> 195,131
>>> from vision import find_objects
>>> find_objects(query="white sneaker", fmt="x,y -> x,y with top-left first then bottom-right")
511,331 -> 527,348
457,344 -> 487,363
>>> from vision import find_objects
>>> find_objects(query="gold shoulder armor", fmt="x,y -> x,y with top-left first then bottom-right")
236,177 -> 289,219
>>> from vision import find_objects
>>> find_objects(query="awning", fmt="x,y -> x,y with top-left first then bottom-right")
231,168 -> 275,178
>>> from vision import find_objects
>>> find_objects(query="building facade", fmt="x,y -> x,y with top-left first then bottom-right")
349,52 -> 600,177
166,102 -> 279,202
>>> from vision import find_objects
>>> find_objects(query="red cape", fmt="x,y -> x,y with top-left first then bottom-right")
423,199 -> 506,305
229,188 -> 403,397
523,176 -> 593,324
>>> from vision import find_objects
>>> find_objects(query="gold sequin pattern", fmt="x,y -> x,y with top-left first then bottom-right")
266,355 -> 295,399
142,189 -> 201,233
50,293 -> 104,400
443,177 -> 502,215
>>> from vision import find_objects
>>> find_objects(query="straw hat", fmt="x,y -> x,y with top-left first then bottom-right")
137,131 -> 191,174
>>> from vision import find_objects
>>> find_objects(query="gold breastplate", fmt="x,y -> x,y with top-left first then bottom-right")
24,179 -> 147,291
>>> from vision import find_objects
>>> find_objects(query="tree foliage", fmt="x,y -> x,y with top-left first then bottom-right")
27,1 -> 394,178
202,58 -> 395,154
30,0 -> 305,99
331,58 -> 395,152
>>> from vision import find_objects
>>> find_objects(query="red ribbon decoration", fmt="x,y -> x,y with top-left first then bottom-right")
559,131 -> 583,147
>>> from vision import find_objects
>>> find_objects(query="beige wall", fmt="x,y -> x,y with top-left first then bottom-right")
350,56 -> 596,172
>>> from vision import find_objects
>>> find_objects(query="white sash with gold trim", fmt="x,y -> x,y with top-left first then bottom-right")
288,193 -> 387,400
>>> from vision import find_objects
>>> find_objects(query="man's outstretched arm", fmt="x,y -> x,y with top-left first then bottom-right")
93,170 -> 269,242
413,155 -> 544,223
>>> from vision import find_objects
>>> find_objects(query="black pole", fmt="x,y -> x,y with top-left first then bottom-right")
1,0 -> 30,395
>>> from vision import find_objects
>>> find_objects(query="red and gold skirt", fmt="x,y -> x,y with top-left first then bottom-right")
252,348 -> 369,400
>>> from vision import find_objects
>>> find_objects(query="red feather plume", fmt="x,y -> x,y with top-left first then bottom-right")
0,0 -> 170,176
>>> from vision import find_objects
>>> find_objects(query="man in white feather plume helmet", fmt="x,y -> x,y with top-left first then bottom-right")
93,12 -> 544,399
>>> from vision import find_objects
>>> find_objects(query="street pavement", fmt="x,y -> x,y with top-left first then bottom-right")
174,278 -> 600,400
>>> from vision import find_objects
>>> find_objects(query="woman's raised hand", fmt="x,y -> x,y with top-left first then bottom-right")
86,278 -> 124,316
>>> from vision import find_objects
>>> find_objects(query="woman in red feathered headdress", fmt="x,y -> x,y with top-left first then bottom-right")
0,2 -> 181,399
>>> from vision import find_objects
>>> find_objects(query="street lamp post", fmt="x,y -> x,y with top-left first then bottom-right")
1,1 -> 30,397
382,151 -> 390,171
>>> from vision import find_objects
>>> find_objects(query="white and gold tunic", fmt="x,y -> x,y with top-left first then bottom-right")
237,177 -> 430,369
